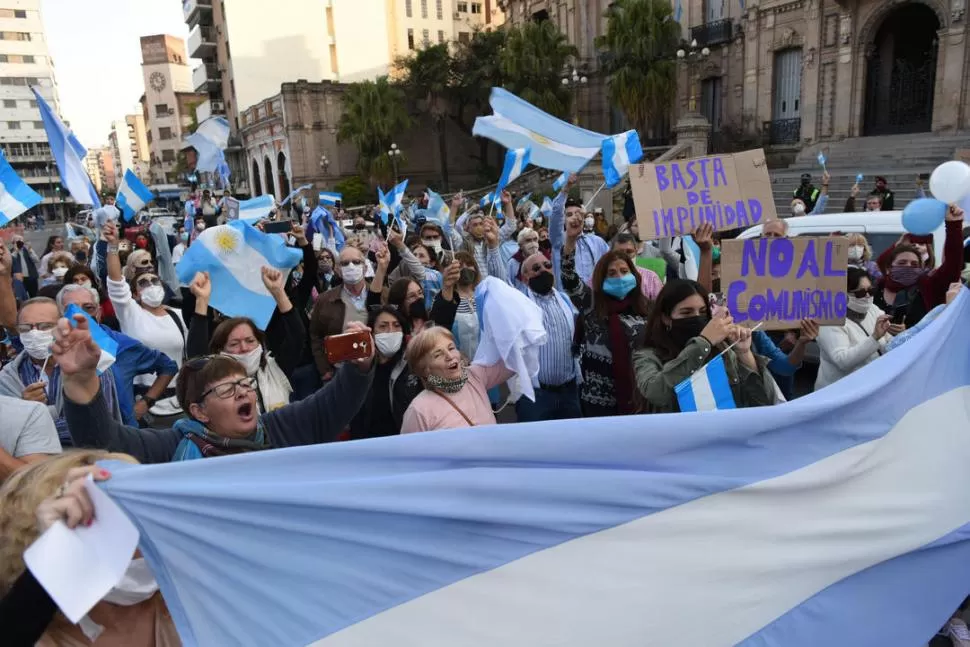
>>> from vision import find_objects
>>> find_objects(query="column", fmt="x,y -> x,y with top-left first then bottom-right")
932,25 -> 967,132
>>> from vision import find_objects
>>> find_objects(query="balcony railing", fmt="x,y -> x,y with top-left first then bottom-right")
188,25 -> 216,57
182,0 -> 213,25
690,18 -> 735,48
763,118 -> 802,146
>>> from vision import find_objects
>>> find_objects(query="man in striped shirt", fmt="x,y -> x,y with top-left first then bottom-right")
516,252 -> 582,422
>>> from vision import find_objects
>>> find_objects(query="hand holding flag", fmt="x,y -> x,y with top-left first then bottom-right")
116,170 -> 154,221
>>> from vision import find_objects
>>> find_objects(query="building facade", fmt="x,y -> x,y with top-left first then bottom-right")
108,113 -> 150,185
0,0 -> 74,219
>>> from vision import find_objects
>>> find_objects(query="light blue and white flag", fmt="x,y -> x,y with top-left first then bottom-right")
516,193 -> 532,208
237,195 -> 275,224
540,196 -> 554,218
175,220 -> 301,330
94,291 -> 970,647
473,88 -> 606,173
855,173 -> 864,185
309,205 -> 345,251
674,354 -> 736,412
280,184 -> 313,207
479,191 -> 496,209
425,189 -> 452,234
184,116 -> 230,173
552,171 -> 569,192
817,151 -> 827,169
31,86 -> 100,208
495,147 -> 531,197
116,169 -> 154,221
601,130 -> 644,188
64,304 -> 117,374
318,191 -> 342,207
387,179 -> 408,215
674,0 -> 684,21
0,150 -> 40,225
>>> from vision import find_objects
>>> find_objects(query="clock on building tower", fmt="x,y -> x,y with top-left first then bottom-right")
149,72 -> 166,92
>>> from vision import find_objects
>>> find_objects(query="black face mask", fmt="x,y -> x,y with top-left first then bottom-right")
353,223 -> 366,231
528,272 -> 555,295
669,315 -> 710,348
75,251 -> 87,263
538,239 -> 552,251
458,268 -> 476,286
408,299 -> 428,321
15,240 -> 23,249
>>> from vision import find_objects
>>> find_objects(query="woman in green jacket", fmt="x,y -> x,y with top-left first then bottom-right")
633,279 -> 775,413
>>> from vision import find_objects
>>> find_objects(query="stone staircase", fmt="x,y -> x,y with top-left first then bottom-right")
769,132 -> 970,216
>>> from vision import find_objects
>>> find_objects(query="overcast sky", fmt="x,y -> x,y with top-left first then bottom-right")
41,0 -> 191,146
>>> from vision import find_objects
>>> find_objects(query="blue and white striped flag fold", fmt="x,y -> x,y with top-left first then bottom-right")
31,86 -> 100,208
116,169 -> 154,221
175,220 -> 301,330
0,150 -> 40,225
516,193 -> 532,208
552,171 -> 569,192
495,147 -> 531,197
425,189 -> 452,235
318,191 -> 342,207
280,184 -> 312,207
184,117 -> 230,173
674,354 -> 736,412
237,195 -> 275,223
479,191 -> 496,209
601,130 -> 643,188
64,304 -> 117,374
91,292 -> 970,647
540,196 -> 554,218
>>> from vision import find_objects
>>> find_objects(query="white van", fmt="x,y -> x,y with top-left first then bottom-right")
738,211 -> 950,269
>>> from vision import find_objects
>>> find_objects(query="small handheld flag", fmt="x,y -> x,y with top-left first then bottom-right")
237,195 -> 275,223
280,184 -> 313,207
116,170 -> 154,221
425,189 -> 452,234
184,116 -> 230,173
553,171 -> 569,193
856,173 -> 864,185
675,354 -> 736,412
540,196 -> 554,218
601,130 -> 643,188
479,192 -> 495,209
319,191 -> 342,207
31,86 -> 100,208
516,193 -> 532,208
817,151 -> 827,170
0,150 -> 41,225
495,147 -> 531,197
64,304 -> 118,374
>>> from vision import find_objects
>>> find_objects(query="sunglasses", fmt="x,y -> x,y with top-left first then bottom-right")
136,276 -> 162,289
852,287 -> 875,298
529,261 -> 553,273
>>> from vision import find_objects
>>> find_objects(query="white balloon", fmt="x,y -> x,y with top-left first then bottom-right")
929,161 -> 970,204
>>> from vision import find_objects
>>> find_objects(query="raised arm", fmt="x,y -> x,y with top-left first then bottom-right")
185,271 -> 211,359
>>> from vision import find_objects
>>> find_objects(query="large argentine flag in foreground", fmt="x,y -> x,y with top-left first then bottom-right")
100,292 -> 970,647
175,220 -> 301,329
0,149 -> 41,225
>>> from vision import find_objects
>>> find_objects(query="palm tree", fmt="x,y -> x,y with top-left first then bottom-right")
337,77 -> 411,185
395,43 -> 453,190
452,29 -> 507,176
597,0 -> 680,138
500,21 -> 578,120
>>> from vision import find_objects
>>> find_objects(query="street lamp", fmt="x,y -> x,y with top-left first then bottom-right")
319,153 -> 329,175
561,67 -> 588,125
388,143 -> 402,184
676,39 -> 710,114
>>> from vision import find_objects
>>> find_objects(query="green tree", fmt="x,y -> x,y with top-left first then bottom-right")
395,43 -> 453,190
337,77 -> 412,185
596,0 -> 680,137
500,21 -> 578,120
333,176 -> 372,208
451,28 -> 507,175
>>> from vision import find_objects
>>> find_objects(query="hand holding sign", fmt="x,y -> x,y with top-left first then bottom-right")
798,318 -> 820,342
692,222 -> 714,251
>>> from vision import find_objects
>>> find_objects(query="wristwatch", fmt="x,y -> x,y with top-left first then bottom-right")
142,395 -> 156,407
107,244 -> 119,254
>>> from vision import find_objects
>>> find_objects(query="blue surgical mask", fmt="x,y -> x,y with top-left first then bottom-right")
602,273 -> 637,299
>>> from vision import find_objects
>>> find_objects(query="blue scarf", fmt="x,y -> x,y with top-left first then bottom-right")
171,417 -> 269,461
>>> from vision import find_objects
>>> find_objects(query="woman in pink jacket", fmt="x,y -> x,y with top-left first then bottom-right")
400,327 -> 513,433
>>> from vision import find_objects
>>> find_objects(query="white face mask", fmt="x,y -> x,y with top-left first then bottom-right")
791,203 -> 806,216
79,558 -> 160,641
847,295 -> 873,314
341,262 -> 365,285
195,222 -> 206,231
374,331 -> 404,357
422,238 -> 442,254
20,329 -> 53,360
77,279 -> 92,289
140,285 -> 165,308
52,266 -> 68,279
848,245 -> 864,262
584,216 -> 594,228
225,345 -> 263,376
521,241 -> 539,257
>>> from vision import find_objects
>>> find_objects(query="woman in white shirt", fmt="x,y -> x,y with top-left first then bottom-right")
815,267 -> 894,391
103,221 -> 186,422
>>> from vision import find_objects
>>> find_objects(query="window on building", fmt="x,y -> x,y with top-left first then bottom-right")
457,1 -> 468,11
32,121 -> 42,129
436,0 -> 443,19
471,3 -> 482,13
438,30 -> 445,43
146,130 -> 152,144
28,99 -> 36,108
0,55 -> 7,63
1,100 -> 13,109
159,127 -> 173,140
161,149 -> 175,163
24,77 -> 37,86
0,32 -> 31,41
407,28 -> 415,50
405,0 -> 412,17
422,29 -> 429,45
22,55 -> 33,63
420,0 -> 427,18
7,121 -> 20,129
458,31 -> 470,43
154,104 -> 169,117
14,9 -> 26,18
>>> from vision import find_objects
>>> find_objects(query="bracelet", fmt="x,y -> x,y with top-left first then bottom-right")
107,244 -> 119,254
142,395 -> 156,407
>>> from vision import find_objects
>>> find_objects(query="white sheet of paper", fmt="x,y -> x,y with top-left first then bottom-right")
23,475 -> 140,623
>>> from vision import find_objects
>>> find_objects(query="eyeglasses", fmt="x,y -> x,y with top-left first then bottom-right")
16,321 -> 57,334
135,276 -> 162,289
340,259 -> 364,267
199,376 -> 258,402
852,287 -> 875,298
529,261 -> 553,273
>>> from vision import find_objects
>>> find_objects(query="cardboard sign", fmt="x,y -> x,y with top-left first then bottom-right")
630,149 -> 777,240
720,236 -> 849,330
224,197 -> 240,221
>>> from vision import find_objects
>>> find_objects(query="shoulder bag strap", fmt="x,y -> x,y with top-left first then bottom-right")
432,391 -> 474,427
163,307 -> 187,361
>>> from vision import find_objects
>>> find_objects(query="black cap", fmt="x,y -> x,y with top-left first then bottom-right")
876,176 -> 888,183
565,197 -> 583,209
800,173 -> 811,182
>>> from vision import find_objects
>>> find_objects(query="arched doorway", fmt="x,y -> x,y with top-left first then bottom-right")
277,151 -> 290,202
863,3 -> 940,136
251,159 -> 262,196
263,157 -> 274,198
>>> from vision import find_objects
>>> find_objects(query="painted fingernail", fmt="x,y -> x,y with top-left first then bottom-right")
98,469 -> 111,478
86,519 -> 93,527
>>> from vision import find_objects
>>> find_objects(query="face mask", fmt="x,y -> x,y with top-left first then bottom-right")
319,261 -> 333,274
521,241 -> 539,257
180,232 -> 189,242
847,295 -> 873,314
102,558 -> 159,606
52,266 -> 67,279
196,222 -> 206,231
426,365 -> 469,393
15,240 -> 23,249
374,331 -> 404,357
20,329 -> 53,360
669,315 -> 710,348
341,262 -> 365,284
889,266 -> 923,288
584,216 -> 594,228
225,345 -> 263,376
539,239 -> 552,251
528,271 -> 555,295
602,273 -> 637,299
458,268 -> 476,286
135,239 -> 148,249
791,203 -> 806,216
75,251 -> 87,263
140,285 -> 165,307
409,299 -> 428,321
848,245 -> 864,262
78,279 -> 92,289
422,238 -> 442,254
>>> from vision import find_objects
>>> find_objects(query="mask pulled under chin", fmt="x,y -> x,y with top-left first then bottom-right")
224,346 -> 263,375
78,558 -> 160,641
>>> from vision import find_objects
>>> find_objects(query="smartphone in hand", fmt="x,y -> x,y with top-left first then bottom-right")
325,330 -> 371,364
264,221 -> 293,234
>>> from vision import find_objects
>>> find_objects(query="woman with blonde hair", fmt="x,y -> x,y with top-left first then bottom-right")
846,233 -> 882,281
0,450 -> 179,646
401,326 -> 513,433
